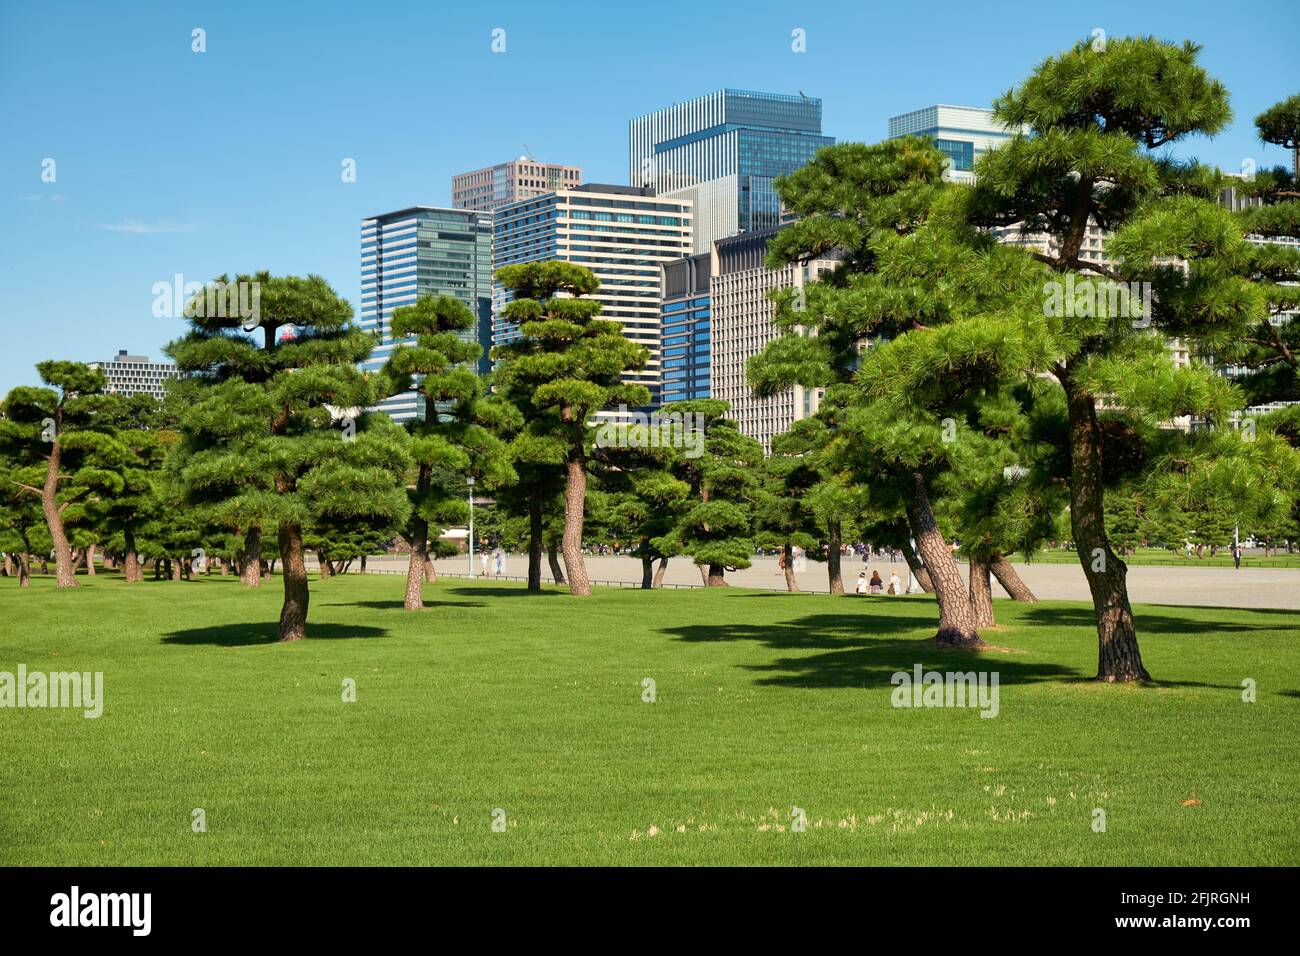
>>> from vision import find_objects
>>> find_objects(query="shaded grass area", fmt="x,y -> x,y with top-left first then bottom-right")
1,573 -> 1297,866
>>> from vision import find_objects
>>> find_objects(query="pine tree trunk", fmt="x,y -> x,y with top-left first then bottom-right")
561,452 -> 591,596
123,529 -> 143,583
241,527 -> 262,588
990,552 -> 1036,602
171,557 -> 182,581
527,504 -> 543,592
404,547 -> 426,610
318,550 -> 333,579
902,471 -> 983,647
219,558 -> 229,576
707,563 -> 728,587
827,522 -> 844,594
1062,371 -> 1149,682
3,553 -> 11,577
697,562 -> 709,584
277,521 -> 309,642
85,542 -> 97,576
18,552 -> 31,588
900,537 -> 934,593
640,554 -> 654,589
652,556 -> 669,588
360,555 -> 367,574
969,554 -> 995,627
422,552 -> 435,582
782,543 -> 800,592
548,544 -> 565,585
42,441 -> 77,589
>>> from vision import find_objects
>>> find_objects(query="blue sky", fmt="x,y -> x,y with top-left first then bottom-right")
1,0 -> 1296,389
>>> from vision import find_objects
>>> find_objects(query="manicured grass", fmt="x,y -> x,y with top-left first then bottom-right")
1,572 -> 1297,866
1026,547 -> 1300,568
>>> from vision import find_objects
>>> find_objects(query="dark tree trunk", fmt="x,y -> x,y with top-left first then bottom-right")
827,521 -> 844,595
1061,369 -> 1149,682
527,504 -> 543,591
241,526 -> 262,588
42,441 -> 77,589
277,521 -> 309,642
706,563 -> 728,587
902,471 -> 982,647
652,556 -> 669,588
900,536 -> 934,593
969,554 -> 995,628
561,451 -> 591,596
123,528 -> 143,583
991,552 -> 1037,603
547,544 -> 565,585
360,555 -> 367,574
782,542 -> 800,592
640,554 -> 654,589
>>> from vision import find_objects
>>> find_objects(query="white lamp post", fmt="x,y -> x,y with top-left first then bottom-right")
467,476 -> 476,578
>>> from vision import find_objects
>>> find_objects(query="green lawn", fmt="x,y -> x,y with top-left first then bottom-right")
1,572 -> 1297,866
1026,547 -> 1300,568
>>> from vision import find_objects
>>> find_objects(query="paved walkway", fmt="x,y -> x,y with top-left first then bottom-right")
340,553 -> 1300,611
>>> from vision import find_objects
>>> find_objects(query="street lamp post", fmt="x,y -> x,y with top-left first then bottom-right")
467,476 -> 476,579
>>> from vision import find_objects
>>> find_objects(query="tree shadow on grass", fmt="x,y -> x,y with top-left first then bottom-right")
443,586 -> 563,598
320,600 -> 487,610
161,623 -> 388,647
660,611 -> 1079,689
1020,605 -> 1299,635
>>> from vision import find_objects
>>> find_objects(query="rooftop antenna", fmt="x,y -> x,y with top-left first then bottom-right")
522,143 -> 536,161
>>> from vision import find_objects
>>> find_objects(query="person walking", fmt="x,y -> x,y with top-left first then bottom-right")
887,570 -> 902,596
855,571 -> 869,595
869,570 -> 883,595
1233,544 -> 1242,570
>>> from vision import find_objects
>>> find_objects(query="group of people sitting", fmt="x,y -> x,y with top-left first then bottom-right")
856,569 -> 904,596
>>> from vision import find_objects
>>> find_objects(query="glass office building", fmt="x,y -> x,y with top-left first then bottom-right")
887,105 -> 1020,183
359,206 -> 494,422
629,89 -> 834,254
660,253 -> 711,404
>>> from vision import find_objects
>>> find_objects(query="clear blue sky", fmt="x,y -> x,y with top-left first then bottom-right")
2,0 -> 1296,389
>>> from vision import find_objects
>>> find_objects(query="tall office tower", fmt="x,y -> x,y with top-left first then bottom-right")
359,206 -> 494,423
492,183 -> 693,406
451,157 -> 582,212
887,104 -> 1021,183
710,228 -> 837,452
660,253 -> 712,404
87,350 -> 181,399
629,89 -> 834,254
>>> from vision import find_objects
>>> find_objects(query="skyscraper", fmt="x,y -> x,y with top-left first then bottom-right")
660,253 -> 712,404
452,157 -> 581,212
887,105 -> 1020,183
359,206 -> 494,422
710,228 -> 837,452
493,184 -> 693,406
629,89 -> 834,254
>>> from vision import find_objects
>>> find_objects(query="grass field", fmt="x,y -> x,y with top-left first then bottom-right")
2,572 -> 1297,866
1027,547 -> 1300,569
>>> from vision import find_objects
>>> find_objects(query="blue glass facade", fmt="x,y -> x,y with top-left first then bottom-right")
660,252 -> 712,404
359,207 -> 494,422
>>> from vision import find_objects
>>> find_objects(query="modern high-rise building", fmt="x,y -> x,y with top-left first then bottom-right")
359,206 -> 494,422
887,104 -> 1020,183
87,350 -> 181,399
660,253 -> 712,404
492,183 -> 693,406
451,157 -> 581,212
629,89 -> 834,255
710,228 -> 837,451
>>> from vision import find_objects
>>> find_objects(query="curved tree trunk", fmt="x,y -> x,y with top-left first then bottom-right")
317,550 -> 333,580
782,543 -> 800,592
1062,369 -> 1149,681
277,521 -> 309,642
85,543 -> 97,576
902,471 -> 982,647
18,551 -> 31,588
241,526 -> 262,588
41,441 -> 77,589
697,563 -> 709,584
969,554 -> 995,627
991,552 -> 1037,603
900,536 -> 934,593
652,556 -> 669,588
3,553 -> 12,577
561,452 -> 591,596
827,521 -> 844,595
640,554 -> 654,589
547,543 -> 565,585
123,528 -> 143,583
706,563 -> 728,587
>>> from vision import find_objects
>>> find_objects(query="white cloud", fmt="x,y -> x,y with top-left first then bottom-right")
97,218 -> 196,234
